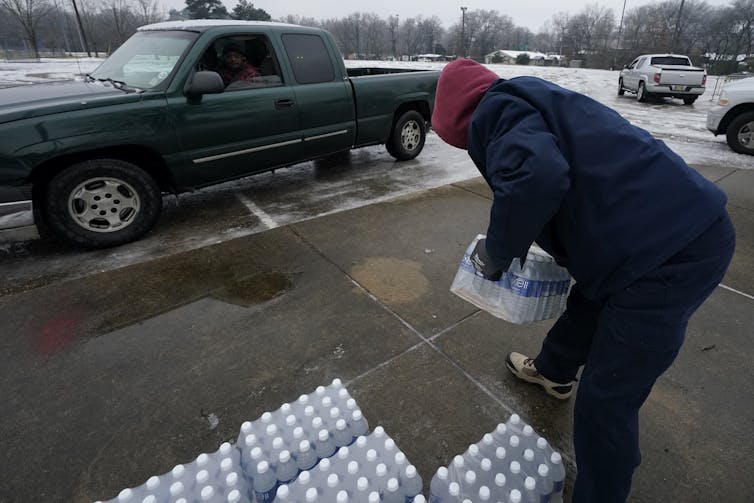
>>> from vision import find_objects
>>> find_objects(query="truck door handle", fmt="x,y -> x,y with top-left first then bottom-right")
275,99 -> 294,109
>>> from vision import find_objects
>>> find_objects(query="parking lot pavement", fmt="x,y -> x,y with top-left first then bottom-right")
1,168 -> 752,502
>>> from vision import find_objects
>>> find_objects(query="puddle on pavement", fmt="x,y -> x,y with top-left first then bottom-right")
350,257 -> 428,304
211,272 -> 291,307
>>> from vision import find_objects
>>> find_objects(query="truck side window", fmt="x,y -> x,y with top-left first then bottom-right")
281,34 -> 336,85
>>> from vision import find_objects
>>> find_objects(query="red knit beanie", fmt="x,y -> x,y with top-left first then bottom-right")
433,58 -> 499,149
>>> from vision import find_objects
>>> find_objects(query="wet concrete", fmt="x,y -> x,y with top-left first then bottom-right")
1,167 -> 753,502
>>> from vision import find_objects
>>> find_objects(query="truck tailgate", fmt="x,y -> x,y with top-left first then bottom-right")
658,67 -> 705,86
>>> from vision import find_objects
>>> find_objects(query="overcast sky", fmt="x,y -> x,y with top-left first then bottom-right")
162,0 -> 735,32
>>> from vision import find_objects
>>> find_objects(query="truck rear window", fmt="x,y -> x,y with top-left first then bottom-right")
651,56 -> 691,66
281,34 -> 335,84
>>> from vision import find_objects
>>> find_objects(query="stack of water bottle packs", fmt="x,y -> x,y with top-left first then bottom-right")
98,379 -> 565,502
98,379 -> 425,503
429,414 -> 566,503
450,235 -> 572,324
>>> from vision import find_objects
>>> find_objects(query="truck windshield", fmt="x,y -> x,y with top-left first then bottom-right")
89,31 -> 198,90
651,56 -> 691,66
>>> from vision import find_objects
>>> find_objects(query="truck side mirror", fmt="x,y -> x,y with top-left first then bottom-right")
184,71 -> 225,98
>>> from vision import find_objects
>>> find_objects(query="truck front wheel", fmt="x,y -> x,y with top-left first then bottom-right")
386,110 -> 426,161
726,111 -> 754,155
43,159 -> 162,248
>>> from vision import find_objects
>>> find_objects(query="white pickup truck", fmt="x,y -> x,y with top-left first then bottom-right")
707,76 -> 754,155
618,54 -> 706,104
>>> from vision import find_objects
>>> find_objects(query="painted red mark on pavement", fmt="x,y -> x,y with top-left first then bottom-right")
34,315 -> 79,356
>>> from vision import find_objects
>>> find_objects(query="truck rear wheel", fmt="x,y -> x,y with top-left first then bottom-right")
682,96 -> 697,105
386,110 -> 426,161
637,82 -> 649,102
726,111 -> 754,155
43,159 -> 162,248
617,78 -> 625,96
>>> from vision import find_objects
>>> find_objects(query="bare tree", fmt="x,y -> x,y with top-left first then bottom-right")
1,0 -> 53,58
134,0 -> 162,25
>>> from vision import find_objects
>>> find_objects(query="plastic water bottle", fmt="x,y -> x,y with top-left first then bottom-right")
383,477 -> 404,503
227,489 -> 251,503
253,461 -> 277,503
429,466 -> 450,503
144,476 -> 163,502
315,429 -> 336,459
199,485 -> 218,502
169,481 -> 185,500
509,489 -> 522,503
325,473 -> 341,501
305,487 -> 319,502
492,473 -> 507,501
522,477 -> 538,503
521,449 -> 537,477
350,410 -> 369,440
478,485 -> 491,501
463,470 -> 478,499
297,470 -> 312,493
402,464 -> 423,501
477,458 -> 494,489
479,433 -> 496,459
368,491 -> 380,503
116,488 -> 134,502
297,440 -> 318,471
337,489 -> 349,503
508,461 -> 524,490
448,482 -> 461,500
536,464 -> 553,502
354,476 -> 370,503
276,484 -> 292,502
141,495 -> 156,503
334,419 -> 352,448
549,452 -> 566,494
507,414 -> 524,436
277,450 -> 298,484
520,426 -> 536,451
375,463 -> 389,495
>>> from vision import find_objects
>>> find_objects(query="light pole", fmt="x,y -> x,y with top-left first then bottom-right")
460,6 -> 467,58
670,0 -> 686,53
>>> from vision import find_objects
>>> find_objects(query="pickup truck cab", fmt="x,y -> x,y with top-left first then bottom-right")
706,76 -> 754,155
0,20 -> 439,248
618,53 -> 706,104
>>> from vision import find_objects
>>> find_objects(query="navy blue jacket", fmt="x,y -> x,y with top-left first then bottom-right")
467,77 -> 727,300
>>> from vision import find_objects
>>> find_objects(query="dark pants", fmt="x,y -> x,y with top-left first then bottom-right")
534,212 -> 736,503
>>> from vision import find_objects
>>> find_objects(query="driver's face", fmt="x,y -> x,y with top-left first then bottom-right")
224,51 -> 245,69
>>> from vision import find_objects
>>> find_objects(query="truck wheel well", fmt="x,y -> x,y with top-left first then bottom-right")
30,146 -> 175,203
719,103 -> 754,133
393,101 -> 431,125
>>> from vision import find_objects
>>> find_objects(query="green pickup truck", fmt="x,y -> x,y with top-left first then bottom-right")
0,20 -> 439,248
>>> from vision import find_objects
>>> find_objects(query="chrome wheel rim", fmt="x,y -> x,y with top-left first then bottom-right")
67,177 -> 140,233
400,120 -> 421,152
737,121 -> 754,150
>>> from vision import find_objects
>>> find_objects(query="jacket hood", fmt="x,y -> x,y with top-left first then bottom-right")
432,58 -> 499,149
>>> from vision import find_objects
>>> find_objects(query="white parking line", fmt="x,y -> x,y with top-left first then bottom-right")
719,283 -> 754,301
237,194 -> 278,230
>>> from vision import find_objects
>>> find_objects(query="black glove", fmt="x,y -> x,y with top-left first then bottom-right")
470,238 -> 503,280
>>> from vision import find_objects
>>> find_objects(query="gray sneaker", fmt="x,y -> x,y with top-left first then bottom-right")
505,352 -> 574,400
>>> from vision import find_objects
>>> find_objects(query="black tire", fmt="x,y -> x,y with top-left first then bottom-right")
386,110 -> 426,161
617,78 -> 625,96
43,159 -> 162,248
726,111 -> 754,156
637,82 -> 648,102
682,96 -> 697,105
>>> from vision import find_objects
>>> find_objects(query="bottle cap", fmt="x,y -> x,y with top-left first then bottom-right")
219,442 -> 232,456
348,461 -> 359,474
273,437 -> 284,450
200,486 -> 214,501
467,444 -> 479,456
481,458 -> 492,471
293,426 -> 304,439
367,449 -> 377,462
169,482 -> 183,497
330,407 -> 340,419
496,446 -> 506,460
306,487 -> 318,502
245,434 -> 257,447
449,482 -> 460,496
281,403 -> 292,414
352,409 -> 363,421
337,490 -> 348,503
537,437 -> 548,450
495,473 -> 506,487
496,423 -> 507,436
509,435 -> 520,448
322,397 -> 333,408
240,421 -> 253,434
261,412 -> 272,423
376,463 -> 387,476
357,476 -> 369,490
195,469 -> 209,484
117,489 -> 132,502
299,471 -> 311,484
524,449 -> 534,461
332,378 -> 343,388
465,470 -> 477,484
338,388 -> 349,399
336,419 -> 347,431
525,477 -> 536,490
300,440 -> 311,452
482,433 -> 494,446
523,425 -> 534,437
406,465 -> 417,478
315,386 -> 326,396
171,465 -> 185,479
356,435 -> 367,447
479,486 -> 491,500
551,452 -> 563,464
227,490 -> 241,503
328,473 -> 339,487
385,438 -> 396,451
146,476 -> 160,490
305,406 -> 315,417
338,446 -> 350,459
318,429 -> 329,442
226,472 -> 239,486
286,414 -> 297,426
277,485 -> 290,498
280,450 -> 291,463
266,424 -> 277,436
395,452 -> 407,465
538,464 -> 549,477
257,461 -> 269,474
374,426 -> 385,437
509,414 -> 521,425
368,492 -> 379,503
437,466 -> 448,480
347,398 -> 357,410
509,489 -> 522,503
251,446 -> 262,459
196,453 -> 209,467
319,458 -> 331,471
414,496 -> 427,503
312,417 -> 323,429
510,461 -> 521,474
142,495 -> 156,503
453,455 -> 465,468
387,478 -> 399,492
298,394 -> 309,405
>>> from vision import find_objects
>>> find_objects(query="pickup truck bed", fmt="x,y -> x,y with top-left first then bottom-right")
619,54 -> 706,104
0,21 -> 439,248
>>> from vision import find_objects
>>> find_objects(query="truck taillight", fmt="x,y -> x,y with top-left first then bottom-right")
653,73 -> 661,84
702,75 -> 707,86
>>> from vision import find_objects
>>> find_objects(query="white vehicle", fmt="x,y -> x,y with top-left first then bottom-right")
707,76 -> 754,155
618,54 -> 706,104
